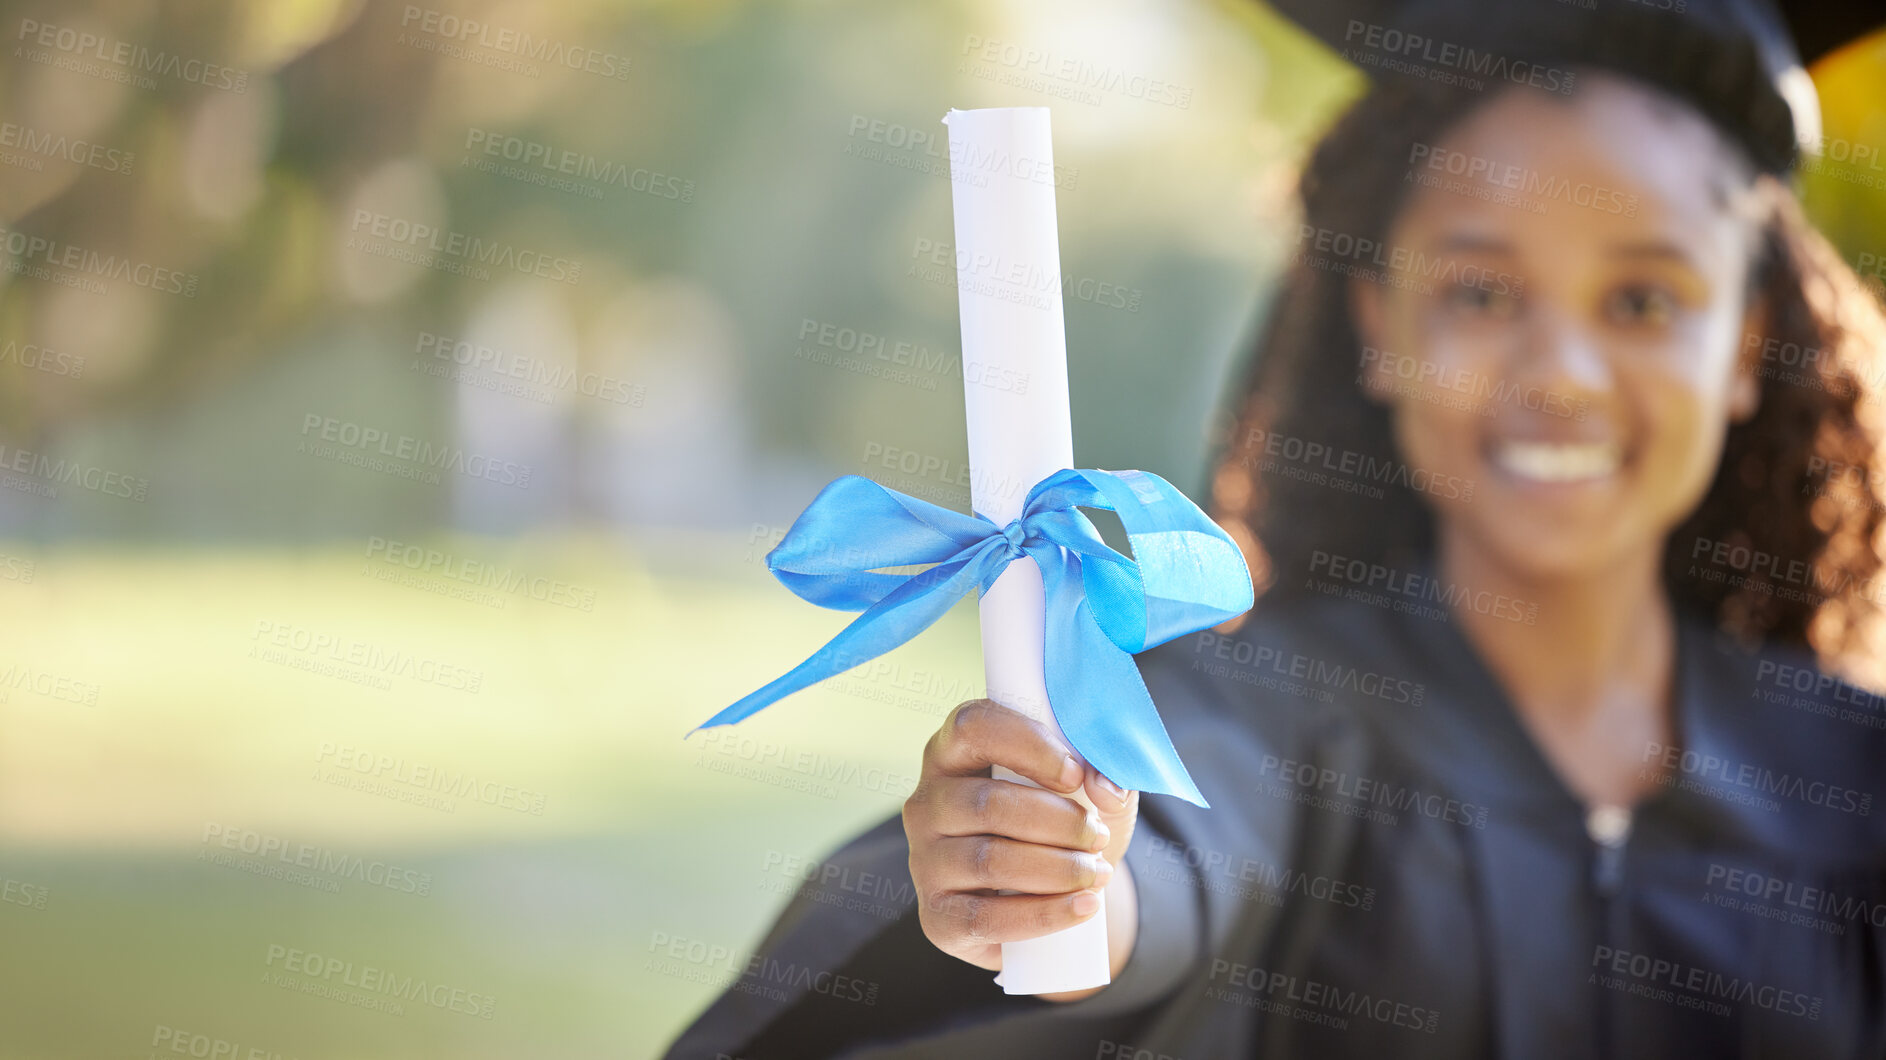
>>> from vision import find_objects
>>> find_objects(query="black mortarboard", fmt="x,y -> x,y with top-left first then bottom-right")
1265,0 -> 1886,173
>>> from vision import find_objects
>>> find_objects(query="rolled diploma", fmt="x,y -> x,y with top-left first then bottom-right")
942,106 -> 1110,995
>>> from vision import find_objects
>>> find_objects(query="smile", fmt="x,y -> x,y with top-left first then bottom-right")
1491,440 -> 1623,484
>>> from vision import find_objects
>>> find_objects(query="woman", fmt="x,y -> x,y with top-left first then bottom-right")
668,0 -> 1886,1055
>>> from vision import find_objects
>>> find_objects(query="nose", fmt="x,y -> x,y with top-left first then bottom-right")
1510,303 -> 1612,408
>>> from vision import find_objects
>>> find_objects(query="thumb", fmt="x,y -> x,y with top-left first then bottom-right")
1083,767 -> 1140,870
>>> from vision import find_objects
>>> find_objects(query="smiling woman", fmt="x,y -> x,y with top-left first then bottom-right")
1216,66 -> 1886,820
1224,64 -> 1886,674
665,1 -> 1886,1057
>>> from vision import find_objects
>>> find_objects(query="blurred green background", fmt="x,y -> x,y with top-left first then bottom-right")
0,1 -> 1880,1057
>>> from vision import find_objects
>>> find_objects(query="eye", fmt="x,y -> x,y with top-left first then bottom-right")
1603,283 -> 1675,328
1442,281 -> 1519,320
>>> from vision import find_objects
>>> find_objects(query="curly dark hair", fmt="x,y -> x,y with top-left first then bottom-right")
1210,74 -> 1886,666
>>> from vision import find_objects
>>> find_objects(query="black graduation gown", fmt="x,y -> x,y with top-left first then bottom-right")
663,591 -> 1886,1059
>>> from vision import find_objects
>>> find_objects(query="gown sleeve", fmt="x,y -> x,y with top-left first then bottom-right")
661,625 -> 1330,1058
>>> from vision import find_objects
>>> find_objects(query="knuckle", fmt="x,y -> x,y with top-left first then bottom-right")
1032,897 -> 1063,934
951,699 -> 991,743
959,895 -> 996,942
923,886 -> 957,925
1062,800 -> 1091,837
1069,853 -> 1098,890
968,836 -> 1000,887
918,887 -> 951,929
968,780 -> 1000,825
904,778 -> 933,815
901,793 -> 928,841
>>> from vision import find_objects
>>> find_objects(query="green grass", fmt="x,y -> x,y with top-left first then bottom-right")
0,537 -> 982,1058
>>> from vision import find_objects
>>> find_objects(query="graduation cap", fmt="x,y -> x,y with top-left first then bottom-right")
1263,0 -> 1886,174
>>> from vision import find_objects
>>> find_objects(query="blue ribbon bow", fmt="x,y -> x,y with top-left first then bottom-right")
692,468 -> 1254,807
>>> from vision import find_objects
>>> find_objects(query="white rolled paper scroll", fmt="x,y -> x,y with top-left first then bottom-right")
941,106 -> 1110,996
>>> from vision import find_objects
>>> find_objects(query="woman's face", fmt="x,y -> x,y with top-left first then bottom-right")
1351,72 -> 1766,583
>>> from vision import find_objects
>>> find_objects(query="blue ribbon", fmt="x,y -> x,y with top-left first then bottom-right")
692,468 -> 1253,807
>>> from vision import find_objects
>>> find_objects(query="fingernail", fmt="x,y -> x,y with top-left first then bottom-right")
1095,771 -> 1125,803
1093,859 -> 1114,887
1089,816 -> 1111,851
1060,755 -> 1082,790
1072,890 -> 1102,917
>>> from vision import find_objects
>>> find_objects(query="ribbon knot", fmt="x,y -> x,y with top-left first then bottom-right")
691,468 -> 1255,807
1000,518 -> 1028,557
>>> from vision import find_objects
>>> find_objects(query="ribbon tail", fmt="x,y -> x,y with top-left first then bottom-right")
691,553 -> 990,735
1038,547 -> 1209,808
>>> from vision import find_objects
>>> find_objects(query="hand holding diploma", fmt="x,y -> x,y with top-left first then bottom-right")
900,697 -> 1143,1000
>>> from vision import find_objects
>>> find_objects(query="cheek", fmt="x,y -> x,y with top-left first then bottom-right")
1386,380 -> 1486,481
1623,361 -> 1733,515
1369,310 -> 1499,476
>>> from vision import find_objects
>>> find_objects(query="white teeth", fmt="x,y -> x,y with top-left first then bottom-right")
1493,440 -> 1622,483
